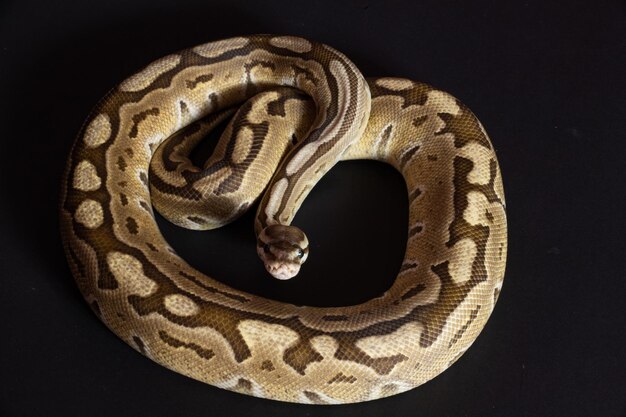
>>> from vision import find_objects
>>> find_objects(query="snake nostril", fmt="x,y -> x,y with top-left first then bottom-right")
263,243 -> 271,253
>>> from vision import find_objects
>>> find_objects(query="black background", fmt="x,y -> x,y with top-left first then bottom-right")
1,1 -> 625,416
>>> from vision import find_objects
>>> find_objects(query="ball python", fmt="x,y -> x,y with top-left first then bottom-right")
60,35 -> 507,404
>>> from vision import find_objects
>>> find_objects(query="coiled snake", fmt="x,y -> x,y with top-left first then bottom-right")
60,35 -> 507,404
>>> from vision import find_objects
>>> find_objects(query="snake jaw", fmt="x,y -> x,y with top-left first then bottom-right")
265,262 -> 301,280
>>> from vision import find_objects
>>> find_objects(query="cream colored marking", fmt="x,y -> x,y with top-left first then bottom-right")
310,335 -> 338,359
376,78 -> 415,91
284,60 -> 354,176
399,145 -> 419,165
192,166 -> 232,194
269,36 -> 313,53
83,114 -> 111,148
409,185 -> 423,203
494,169 -> 506,206
409,222 -> 425,238
120,54 -> 181,92
369,380 -> 414,401
356,322 -> 421,362
164,294 -> 200,316
464,191 -> 492,226
247,60 -> 278,86
245,91 -> 287,124
238,320 -> 300,349
193,37 -> 250,58
285,142 -> 320,175
264,178 -> 288,222
447,238 -> 478,284
216,376 -> 265,399
460,143 -> 494,185
427,90 -> 461,114
373,123 -> 394,155
106,251 -> 158,296
72,160 -> 101,191
74,199 -> 104,229
325,60 -> 353,144
231,126 -> 254,165
300,390 -> 340,405
176,99 -> 197,127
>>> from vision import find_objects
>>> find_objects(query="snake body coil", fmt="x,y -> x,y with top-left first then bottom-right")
60,35 -> 507,404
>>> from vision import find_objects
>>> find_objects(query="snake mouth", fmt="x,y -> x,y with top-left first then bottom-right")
265,262 -> 301,280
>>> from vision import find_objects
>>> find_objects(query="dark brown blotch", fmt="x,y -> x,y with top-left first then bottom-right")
126,217 -> 139,234
369,79 -> 431,107
448,305 -> 481,348
283,341 -> 323,375
413,115 -> 428,128
158,330 -> 215,360
291,64 -> 319,85
97,267 -> 119,290
179,100 -> 189,117
327,372 -> 357,384
138,171 -> 148,187
399,262 -> 418,273
494,288 -> 501,303
129,107 -> 160,139
262,224 -> 306,244
334,343 -> 408,375
409,224 -> 423,238
266,88 -> 308,117
380,384 -> 400,397
178,270 -> 250,303
304,391 -> 328,405
260,360 -> 275,371
409,187 -> 422,203
90,300 -> 101,316
399,144 -> 420,168
322,315 -> 348,322
376,124 -> 394,153
401,283 -> 426,301
233,378 -> 253,394
132,336 -> 146,354
139,201 -> 152,214
185,73 -> 214,89
187,216 -> 207,225
414,261 -> 485,348
436,105 -> 491,149
116,156 -> 127,171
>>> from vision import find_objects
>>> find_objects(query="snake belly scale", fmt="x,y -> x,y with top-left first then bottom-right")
60,35 -> 507,404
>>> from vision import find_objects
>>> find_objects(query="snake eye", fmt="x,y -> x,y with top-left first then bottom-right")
296,248 -> 305,259
263,243 -> 271,254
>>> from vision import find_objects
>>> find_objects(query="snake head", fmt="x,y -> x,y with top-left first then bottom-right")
257,224 -> 309,280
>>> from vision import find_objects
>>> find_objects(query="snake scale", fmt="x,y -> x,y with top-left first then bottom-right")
60,35 -> 507,404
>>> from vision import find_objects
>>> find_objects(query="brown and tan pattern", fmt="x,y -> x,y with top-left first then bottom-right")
59,35 -> 507,404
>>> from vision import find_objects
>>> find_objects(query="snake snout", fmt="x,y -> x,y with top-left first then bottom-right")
265,262 -> 301,280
